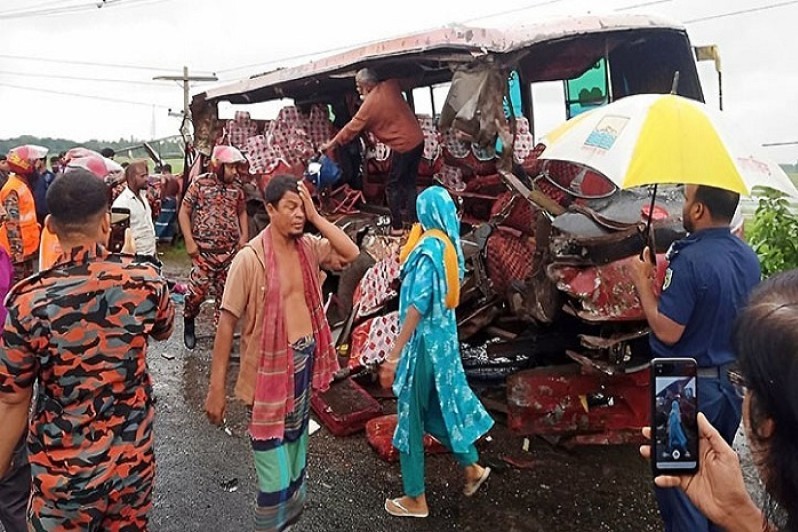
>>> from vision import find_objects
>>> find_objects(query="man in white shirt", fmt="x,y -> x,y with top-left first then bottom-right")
112,160 -> 157,260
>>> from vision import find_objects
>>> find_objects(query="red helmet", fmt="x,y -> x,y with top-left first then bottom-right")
211,145 -> 246,165
7,145 -> 48,176
63,148 -> 123,185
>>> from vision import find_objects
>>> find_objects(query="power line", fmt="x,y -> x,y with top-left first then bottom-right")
0,53 -> 212,75
0,70 -> 177,87
0,82 -> 171,108
217,0 -> 571,76
686,0 -> 798,23
615,0 -> 672,11
0,0 -> 171,19
0,0 -> 79,15
762,141 -> 798,147
0,0 -> 116,18
461,0 -> 566,23
216,41 -> 379,76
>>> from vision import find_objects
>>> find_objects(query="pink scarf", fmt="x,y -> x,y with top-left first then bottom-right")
249,228 -> 338,440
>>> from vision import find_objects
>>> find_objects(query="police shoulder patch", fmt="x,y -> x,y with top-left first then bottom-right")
663,268 -> 673,291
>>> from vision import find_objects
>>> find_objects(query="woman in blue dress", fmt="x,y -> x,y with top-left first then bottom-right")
379,186 -> 494,518
668,400 -> 688,456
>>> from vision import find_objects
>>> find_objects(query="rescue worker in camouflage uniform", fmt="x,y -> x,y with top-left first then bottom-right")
0,168 -> 175,530
0,145 -> 46,282
179,145 -> 249,349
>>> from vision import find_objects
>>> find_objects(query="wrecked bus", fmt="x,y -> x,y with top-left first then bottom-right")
190,13 -> 706,444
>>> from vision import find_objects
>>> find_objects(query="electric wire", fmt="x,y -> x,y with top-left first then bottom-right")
0,82 -> 171,108
0,70 -> 177,87
218,0 -> 568,75
685,0 -> 798,23
0,54 -> 211,74
0,0 -> 172,19
0,0 -> 81,15
461,0 -> 566,23
615,0 -> 673,11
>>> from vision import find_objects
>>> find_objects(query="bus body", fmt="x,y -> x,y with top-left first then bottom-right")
192,13 -> 705,443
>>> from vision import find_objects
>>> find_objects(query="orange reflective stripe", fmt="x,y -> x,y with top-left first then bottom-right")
39,227 -> 62,271
0,174 -> 41,259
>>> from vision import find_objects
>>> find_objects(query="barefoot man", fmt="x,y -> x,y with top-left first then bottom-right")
205,175 -> 359,531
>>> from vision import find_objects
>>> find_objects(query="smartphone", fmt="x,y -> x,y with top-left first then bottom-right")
109,207 -> 131,253
651,357 -> 699,475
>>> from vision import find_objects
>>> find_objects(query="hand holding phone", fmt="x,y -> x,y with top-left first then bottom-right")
650,358 -> 699,475
121,228 -> 136,255
109,207 -> 131,253
641,413 -> 758,529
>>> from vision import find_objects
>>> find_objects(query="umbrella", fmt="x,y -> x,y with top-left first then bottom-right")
538,93 -> 798,198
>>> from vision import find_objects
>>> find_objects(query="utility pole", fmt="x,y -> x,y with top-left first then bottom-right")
694,45 -> 722,111
153,66 -> 217,142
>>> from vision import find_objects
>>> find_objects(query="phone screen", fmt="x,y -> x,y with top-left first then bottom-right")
109,207 -> 131,253
651,358 -> 699,475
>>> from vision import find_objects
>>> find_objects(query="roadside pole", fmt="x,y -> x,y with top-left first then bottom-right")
153,66 -> 218,143
694,45 -> 722,110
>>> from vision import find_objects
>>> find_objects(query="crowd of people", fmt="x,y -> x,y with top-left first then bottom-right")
0,71 -> 795,532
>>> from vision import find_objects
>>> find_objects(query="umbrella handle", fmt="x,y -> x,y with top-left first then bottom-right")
640,185 -> 659,266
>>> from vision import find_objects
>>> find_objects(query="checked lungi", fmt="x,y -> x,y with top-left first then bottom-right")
251,336 -> 315,532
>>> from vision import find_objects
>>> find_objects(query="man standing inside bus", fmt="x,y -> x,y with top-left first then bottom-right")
321,68 -> 424,236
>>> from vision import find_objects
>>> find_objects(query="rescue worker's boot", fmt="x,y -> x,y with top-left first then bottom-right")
184,317 -> 196,349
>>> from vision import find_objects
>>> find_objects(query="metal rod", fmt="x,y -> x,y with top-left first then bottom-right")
640,184 -> 659,264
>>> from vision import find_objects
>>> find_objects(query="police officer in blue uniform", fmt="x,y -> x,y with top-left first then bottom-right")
632,184 -> 761,532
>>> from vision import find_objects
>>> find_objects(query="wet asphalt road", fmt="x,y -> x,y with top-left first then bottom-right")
0,256 -> 766,532
146,296 -> 666,532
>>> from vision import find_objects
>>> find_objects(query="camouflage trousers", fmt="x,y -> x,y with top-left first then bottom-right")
28,412 -> 155,532
184,250 -> 234,321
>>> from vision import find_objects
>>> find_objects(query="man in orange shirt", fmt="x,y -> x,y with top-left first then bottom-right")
1,145 -> 45,282
321,69 -> 424,235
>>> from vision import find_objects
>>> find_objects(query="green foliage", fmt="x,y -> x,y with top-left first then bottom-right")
748,189 -> 798,277
0,135 -> 130,156
0,135 -> 185,166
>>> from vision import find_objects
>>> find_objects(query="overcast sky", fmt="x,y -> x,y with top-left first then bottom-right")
1,0 -> 796,163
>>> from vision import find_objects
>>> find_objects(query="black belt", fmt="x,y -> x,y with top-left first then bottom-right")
696,363 -> 732,379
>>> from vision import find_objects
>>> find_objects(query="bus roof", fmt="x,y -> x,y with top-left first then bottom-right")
199,13 -> 685,105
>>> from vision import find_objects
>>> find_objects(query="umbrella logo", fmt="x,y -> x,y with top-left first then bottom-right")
584,116 -> 629,151
736,156 -> 772,176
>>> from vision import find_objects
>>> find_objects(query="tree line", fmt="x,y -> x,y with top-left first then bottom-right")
0,135 -> 184,160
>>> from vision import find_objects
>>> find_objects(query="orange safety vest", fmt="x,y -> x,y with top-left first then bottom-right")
0,174 -> 41,259
39,226 -> 62,271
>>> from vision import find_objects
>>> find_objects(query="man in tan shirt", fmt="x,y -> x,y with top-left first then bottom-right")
321,68 -> 424,235
205,174 -> 359,531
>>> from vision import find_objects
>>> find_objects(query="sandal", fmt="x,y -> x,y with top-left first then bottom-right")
384,497 -> 428,518
463,466 -> 491,497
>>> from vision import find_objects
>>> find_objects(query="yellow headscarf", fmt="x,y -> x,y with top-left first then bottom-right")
399,223 -> 461,309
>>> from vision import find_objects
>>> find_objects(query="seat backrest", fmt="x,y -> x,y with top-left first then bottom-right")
417,116 -> 442,161
442,128 -> 471,159
434,164 -> 465,192
307,104 -> 335,150
513,117 -> 535,164
266,105 -> 314,166
226,111 -> 259,149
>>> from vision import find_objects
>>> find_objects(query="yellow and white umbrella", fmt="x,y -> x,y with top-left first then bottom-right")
539,93 -> 798,197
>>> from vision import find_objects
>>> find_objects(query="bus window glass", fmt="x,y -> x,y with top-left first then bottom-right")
565,58 -> 608,119
412,87 -> 433,116
530,81 -> 567,142
431,83 -> 451,118
504,70 -> 523,117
